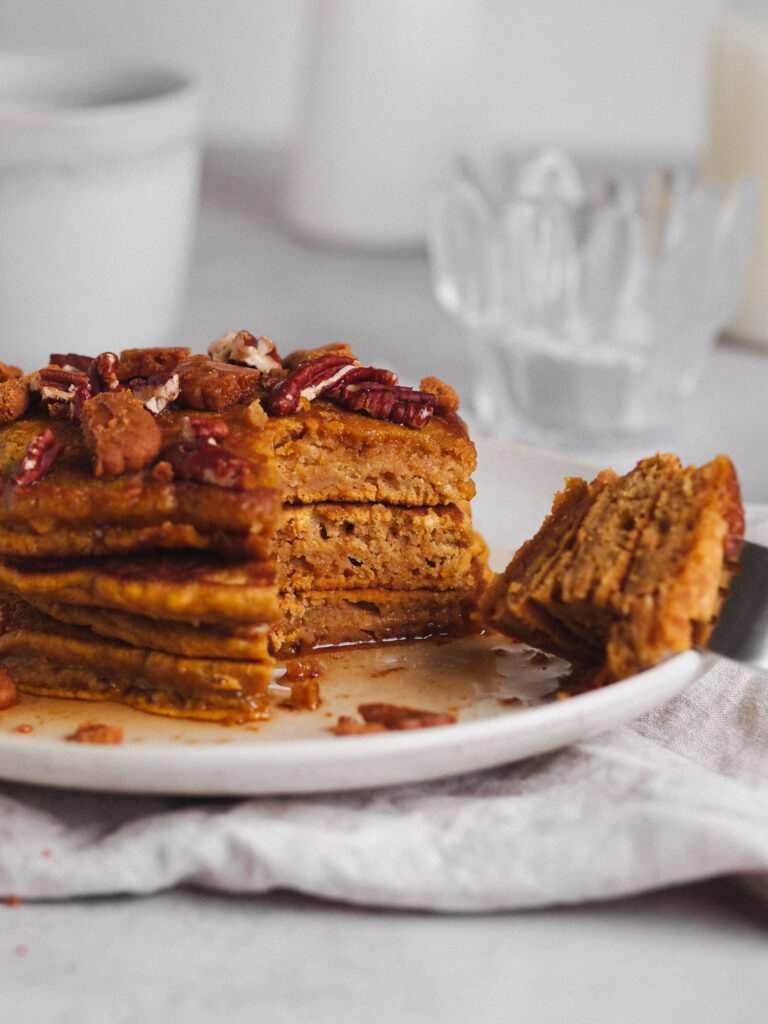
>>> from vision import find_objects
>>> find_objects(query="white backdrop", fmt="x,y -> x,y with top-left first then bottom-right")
3,0 -> 723,158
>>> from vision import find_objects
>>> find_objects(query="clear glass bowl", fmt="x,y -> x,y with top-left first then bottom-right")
427,148 -> 755,449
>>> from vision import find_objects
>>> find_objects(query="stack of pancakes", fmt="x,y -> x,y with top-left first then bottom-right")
480,453 -> 744,680
0,343 -> 486,721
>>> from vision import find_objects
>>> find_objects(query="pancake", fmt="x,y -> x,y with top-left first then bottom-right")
0,551 -> 278,625
21,597 -> 271,660
0,410 -> 283,559
0,597 -> 273,722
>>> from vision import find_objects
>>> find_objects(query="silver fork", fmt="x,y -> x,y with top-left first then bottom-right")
708,540 -> 768,670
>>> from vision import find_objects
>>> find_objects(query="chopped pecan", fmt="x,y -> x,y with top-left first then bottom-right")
176,356 -> 262,411
80,391 -> 162,477
162,440 -> 248,489
150,459 -> 174,483
358,703 -> 456,729
67,721 -> 123,744
419,376 -> 460,415
0,378 -> 31,425
332,716 -> 386,736
88,352 -> 121,394
267,354 -> 357,415
208,331 -> 282,372
245,399 -> 268,429
334,383 -> 437,428
178,415 -> 230,444
128,371 -> 180,414
117,346 -> 191,381
282,342 -> 355,371
13,428 -> 65,485
49,353 -> 94,373
0,362 -> 23,382
0,670 -> 18,710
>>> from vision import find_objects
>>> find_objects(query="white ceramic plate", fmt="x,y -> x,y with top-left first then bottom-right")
0,440 -> 711,795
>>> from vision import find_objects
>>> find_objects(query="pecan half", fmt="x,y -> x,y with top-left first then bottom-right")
334,383 -> 437,428
324,366 -> 398,393
118,346 -> 191,382
178,415 -> 230,444
128,371 -> 180,414
88,352 -> 121,394
266,354 -> 357,415
358,703 -> 456,729
80,391 -> 162,477
176,356 -> 262,411
49,353 -> 94,373
208,331 -> 282,372
31,367 -> 90,404
0,362 -> 23,383
13,428 -> 65,485
162,441 -> 248,490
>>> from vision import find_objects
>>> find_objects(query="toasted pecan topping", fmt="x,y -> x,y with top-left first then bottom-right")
13,428 -> 65,485
420,376 -> 460,415
0,377 -> 31,426
178,415 -> 230,444
162,440 -> 249,489
31,367 -> 90,405
128,371 -> 180,415
0,670 -> 18,710
0,362 -> 23,383
332,716 -> 386,736
267,354 -> 357,415
208,331 -> 282,372
334,383 -> 437,428
88,352 -> 122,395
49,353 -> 94,373
67,721 -> 123,744
176,356 -> 262,411
118,346 -> 191,382
245,399 -> 269,428
358,703 -> 456,729
80,391 -> 162,477
282,342 -> 354,371
324,366 -> 398,393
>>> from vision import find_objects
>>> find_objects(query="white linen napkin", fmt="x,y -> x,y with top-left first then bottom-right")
1,514 -> 767,911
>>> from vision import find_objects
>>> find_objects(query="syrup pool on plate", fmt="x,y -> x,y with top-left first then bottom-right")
0,635 -> 574,747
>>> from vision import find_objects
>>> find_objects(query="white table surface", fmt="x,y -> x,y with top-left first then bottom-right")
3,146 -> 768,1024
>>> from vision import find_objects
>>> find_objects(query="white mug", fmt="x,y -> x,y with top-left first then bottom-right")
0,51 -> 200,368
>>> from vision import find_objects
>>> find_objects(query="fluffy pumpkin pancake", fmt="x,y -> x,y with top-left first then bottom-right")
0,410 -> 283,559
0,551 -> 278,626
22,597 -> 271,660
0,597 -> 274,722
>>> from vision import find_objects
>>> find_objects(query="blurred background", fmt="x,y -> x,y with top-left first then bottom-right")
6,0 -> 768,493
4,0 -> 721,158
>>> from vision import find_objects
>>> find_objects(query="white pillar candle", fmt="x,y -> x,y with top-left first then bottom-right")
708,0 -> 768,345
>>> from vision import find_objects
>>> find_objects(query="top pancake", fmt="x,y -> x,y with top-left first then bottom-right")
0,351 -> 476,559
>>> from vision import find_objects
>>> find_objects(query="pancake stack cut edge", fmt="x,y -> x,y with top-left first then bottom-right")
0,339 -> 488,721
